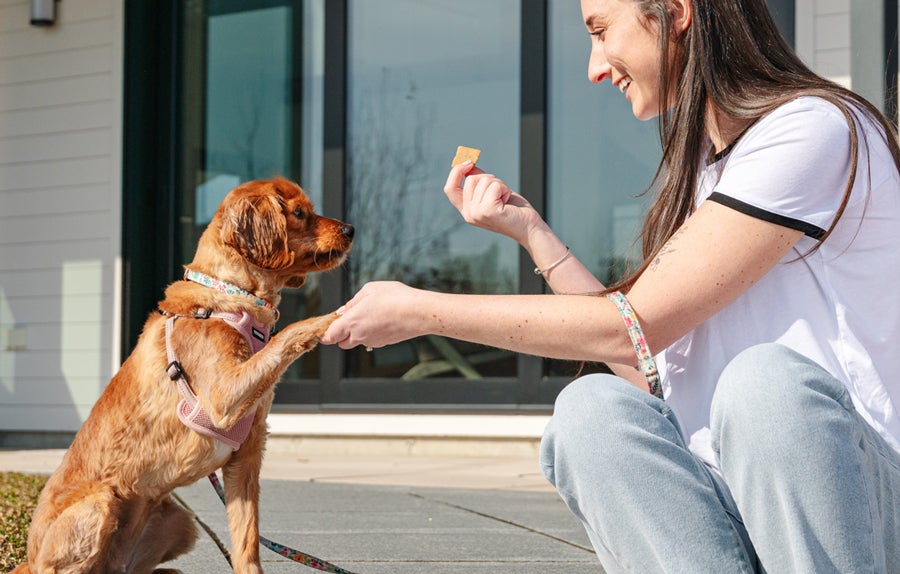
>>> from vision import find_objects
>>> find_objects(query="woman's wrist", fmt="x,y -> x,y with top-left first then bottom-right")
523,226 -> 605,293
520,217 -> 557,251
533,246 -> 572,276
523,225 -> 571,276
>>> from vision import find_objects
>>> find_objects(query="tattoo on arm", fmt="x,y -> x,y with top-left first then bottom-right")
650,225 -> 686,271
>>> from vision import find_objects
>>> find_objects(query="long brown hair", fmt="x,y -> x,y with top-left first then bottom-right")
610,0 -> 900,293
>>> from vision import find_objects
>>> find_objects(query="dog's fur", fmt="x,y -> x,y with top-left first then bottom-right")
13,178 -> 353,574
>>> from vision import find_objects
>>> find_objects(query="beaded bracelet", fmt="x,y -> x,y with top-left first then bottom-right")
605,291 -> 664,399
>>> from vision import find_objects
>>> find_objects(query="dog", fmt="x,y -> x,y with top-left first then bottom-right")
12,177 -> 353,574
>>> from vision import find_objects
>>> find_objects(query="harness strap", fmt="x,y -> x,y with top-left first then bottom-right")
165,310 -> 271,450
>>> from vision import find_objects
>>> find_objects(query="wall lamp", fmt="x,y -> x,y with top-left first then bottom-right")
31,0 -> 59,27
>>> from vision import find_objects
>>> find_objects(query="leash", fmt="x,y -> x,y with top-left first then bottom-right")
207,472 -> 360,574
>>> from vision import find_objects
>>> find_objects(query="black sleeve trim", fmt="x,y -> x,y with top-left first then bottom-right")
707,192 -> 826,240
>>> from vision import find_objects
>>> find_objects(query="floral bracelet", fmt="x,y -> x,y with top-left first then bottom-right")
605,291 -> 664,399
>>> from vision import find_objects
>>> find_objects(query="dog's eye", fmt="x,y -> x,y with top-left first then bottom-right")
292,209 -> 306,220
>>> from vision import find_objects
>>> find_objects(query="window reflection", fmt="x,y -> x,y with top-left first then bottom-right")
178,1 -> 325,389
346,0 -> 521,379
202,6 -> 293,200
547,0 -> 659,286
545,0 -> 660,378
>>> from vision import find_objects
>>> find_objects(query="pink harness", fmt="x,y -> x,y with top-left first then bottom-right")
164,309 -> 271,450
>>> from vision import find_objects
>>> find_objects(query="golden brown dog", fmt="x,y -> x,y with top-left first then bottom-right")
13,177 -> 353,574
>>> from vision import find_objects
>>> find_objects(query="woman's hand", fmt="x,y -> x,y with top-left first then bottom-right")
444,161 -> 543,245
321,281 -> 427,350
444,160 -> 603,294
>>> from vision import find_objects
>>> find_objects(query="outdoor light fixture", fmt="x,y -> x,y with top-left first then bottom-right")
30,0 -> 58,27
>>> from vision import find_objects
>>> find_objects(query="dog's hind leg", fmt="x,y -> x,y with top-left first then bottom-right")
125,496 -> 198,574
30,483 -> 121,574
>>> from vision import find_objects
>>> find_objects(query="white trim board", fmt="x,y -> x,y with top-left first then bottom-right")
267,413 -> 550,439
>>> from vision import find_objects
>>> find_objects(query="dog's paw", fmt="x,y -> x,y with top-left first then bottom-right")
283,313 -> 338,354
300,312 -> 339,336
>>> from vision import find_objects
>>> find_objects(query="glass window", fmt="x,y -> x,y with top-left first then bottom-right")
545,1 -> 660,377
547,0 -> 659,285
177,0 -> 325,386
345,0 -> 521,380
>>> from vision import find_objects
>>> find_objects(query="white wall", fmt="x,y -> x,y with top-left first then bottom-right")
0,0 -> 123,433
796,0 -> 851,87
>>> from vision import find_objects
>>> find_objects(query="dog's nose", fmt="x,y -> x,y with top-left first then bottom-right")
341,224 -> 355,240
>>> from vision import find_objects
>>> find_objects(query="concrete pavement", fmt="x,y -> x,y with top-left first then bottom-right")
0,443 -> 601,573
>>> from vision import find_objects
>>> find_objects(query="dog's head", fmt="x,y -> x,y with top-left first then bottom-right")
216,178 -> 353,288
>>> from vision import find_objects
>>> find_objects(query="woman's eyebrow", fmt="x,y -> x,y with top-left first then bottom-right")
584,13 -> 607,29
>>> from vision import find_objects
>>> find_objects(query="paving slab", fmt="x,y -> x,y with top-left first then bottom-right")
169,479 -> 598,573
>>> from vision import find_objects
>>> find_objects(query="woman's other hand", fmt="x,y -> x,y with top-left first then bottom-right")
443,161 -> 542,244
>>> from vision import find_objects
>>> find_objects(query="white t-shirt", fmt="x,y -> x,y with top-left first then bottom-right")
659,96 -> 900,468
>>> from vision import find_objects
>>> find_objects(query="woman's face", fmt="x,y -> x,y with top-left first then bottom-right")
581,0 -> 665,121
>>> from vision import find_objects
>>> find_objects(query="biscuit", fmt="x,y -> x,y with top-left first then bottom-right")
451,145 -> 481,167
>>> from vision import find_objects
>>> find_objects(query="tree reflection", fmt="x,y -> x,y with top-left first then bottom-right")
346,69 -> 515,294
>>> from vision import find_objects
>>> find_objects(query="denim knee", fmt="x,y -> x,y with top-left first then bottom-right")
541,375 -> 630,483
709,345 -> 899,573
541,374 -> 683,486
715,343 -> 797,403
711,344 -> 793,458
710,343 -> 852,466
546,374 -> 662,442
549,374 -> 635,430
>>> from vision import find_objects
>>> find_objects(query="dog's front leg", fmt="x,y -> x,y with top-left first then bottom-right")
222,419 -> 267,573
202,313 -> 337,429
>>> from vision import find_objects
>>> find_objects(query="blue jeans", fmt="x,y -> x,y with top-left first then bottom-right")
540,343 -> 900,573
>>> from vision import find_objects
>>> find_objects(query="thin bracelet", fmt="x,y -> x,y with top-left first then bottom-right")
534,246 -> 571,276
605,291 -> 664,399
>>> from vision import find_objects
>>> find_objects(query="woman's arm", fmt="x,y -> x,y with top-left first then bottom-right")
520,220 -> 647,384
323,200 -> 804,373
440,161 -> 640,377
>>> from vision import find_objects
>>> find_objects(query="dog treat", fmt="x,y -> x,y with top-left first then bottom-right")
451,145 -> 481,167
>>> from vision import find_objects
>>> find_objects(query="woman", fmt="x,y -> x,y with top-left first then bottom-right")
323,0 -> 900,570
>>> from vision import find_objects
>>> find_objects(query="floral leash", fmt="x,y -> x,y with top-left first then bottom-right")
207,472 -> 360,574
605,291 -> 664,400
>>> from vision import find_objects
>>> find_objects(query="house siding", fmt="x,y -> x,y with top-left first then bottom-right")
0,0 -> 122,433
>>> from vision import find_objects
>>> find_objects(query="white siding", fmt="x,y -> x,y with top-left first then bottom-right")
0,0 -> 122,432
796,0 -> 852,87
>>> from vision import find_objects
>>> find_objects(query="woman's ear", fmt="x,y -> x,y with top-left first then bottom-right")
669,0 -> 692,34
221,193 -> 295,270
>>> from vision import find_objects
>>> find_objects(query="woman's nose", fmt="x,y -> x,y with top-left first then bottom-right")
588,45 -> 611,84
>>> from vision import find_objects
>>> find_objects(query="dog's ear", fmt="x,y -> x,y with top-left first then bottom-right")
285,274 -> 306,289
221,193 -> 295,270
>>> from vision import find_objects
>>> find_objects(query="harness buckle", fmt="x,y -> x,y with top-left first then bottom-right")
166,360 -> 185,381
194,308 -> 212,319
